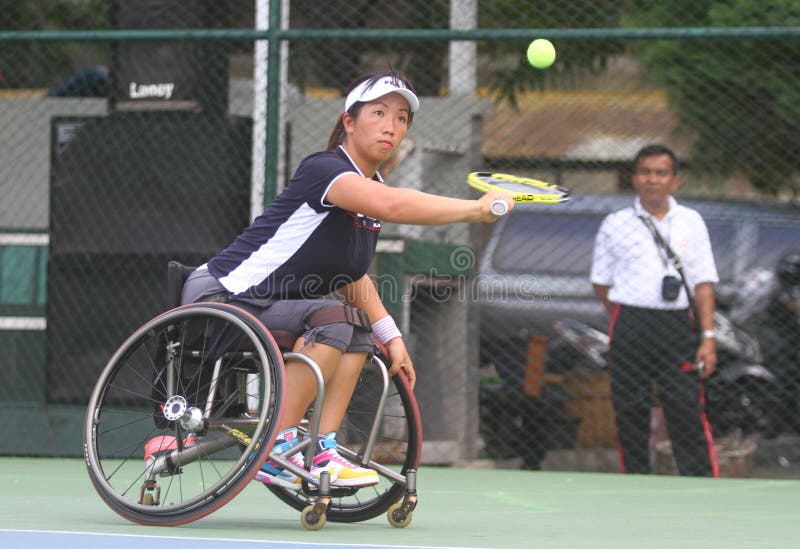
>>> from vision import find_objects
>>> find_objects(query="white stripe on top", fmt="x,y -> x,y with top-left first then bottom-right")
218,202 -> 329,294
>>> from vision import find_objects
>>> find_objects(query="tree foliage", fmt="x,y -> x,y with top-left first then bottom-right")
625,0 -> 800,197
479,0 -> 628,108
287,0 -> 449,96
0,0 -> 108,88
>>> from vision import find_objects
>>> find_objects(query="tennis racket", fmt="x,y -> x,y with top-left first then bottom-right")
467,172 -> 571,216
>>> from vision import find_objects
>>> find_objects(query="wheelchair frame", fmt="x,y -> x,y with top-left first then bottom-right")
83,264 -> 421,530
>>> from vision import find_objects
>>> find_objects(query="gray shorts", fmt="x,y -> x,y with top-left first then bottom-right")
181,268 -> 374,354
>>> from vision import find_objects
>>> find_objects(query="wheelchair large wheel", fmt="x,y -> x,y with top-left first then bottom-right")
268,354 -> 422,523
84,302 -> 286,526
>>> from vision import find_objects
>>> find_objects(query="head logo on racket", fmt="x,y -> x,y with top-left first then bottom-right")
467,172 -> 571,216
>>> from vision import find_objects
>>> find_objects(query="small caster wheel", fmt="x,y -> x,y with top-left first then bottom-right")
301,504 -> 327,531
141,493 -> 155,506
387,502 -> 413,528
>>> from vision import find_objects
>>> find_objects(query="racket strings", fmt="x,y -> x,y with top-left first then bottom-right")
490,181 -> 561,195
467,172 -> 571,204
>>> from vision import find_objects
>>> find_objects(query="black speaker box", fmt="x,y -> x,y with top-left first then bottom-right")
109,0 -> 230,114
50,112 -> 251,255
46,112 -> 251,404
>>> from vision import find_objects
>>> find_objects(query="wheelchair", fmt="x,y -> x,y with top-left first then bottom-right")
83,261 -> 421,530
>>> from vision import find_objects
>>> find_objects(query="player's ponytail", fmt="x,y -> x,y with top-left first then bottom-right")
326,113 -> 347,152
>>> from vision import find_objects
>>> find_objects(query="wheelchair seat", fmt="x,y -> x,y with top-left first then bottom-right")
166,260 -> 297,351
166,260 -> 198,310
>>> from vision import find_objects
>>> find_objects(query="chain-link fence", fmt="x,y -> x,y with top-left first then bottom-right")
1,1 -> 799,477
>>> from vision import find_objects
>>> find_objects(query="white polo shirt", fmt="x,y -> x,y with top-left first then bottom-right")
590,196 -> 719,310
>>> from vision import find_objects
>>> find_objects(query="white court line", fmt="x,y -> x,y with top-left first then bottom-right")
0,529 -> 489,549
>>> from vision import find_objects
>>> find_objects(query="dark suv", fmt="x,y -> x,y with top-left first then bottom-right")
478,193 -> 800,343
476,193 -> 800,468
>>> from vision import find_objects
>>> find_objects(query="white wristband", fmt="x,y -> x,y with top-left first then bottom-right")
701,330 -> 716,339
373,315 -> 402,344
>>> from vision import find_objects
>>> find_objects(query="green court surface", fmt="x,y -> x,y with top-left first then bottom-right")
1,457 -> 798,548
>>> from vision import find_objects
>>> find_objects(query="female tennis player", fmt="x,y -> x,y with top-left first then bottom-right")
181,70 -> 514,488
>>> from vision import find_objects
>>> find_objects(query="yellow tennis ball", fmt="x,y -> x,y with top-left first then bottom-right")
527,38 -> 555,69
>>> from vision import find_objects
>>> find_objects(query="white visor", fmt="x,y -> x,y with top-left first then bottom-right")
344,76 -> 419,113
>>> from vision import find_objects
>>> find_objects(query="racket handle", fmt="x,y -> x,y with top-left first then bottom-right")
490,199 -> 509,216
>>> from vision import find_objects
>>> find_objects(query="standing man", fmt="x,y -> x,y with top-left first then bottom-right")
590,144 -> 719,476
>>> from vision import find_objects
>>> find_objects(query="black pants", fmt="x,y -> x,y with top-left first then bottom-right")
609,305 -> 717,477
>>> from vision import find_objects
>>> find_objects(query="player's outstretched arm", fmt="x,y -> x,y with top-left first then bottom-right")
326,173 -> 512,225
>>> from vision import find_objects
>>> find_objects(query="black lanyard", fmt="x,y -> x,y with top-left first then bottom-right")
639,215 -> 699,323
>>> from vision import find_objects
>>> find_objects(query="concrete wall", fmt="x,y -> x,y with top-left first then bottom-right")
0,97 -> 107,229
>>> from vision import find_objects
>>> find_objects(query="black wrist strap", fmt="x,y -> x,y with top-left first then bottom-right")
638,215 -> 699,325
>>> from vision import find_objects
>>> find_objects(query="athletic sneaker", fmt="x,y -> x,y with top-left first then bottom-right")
254,427 -> 306,488
143,434 -> 197,461
310,432 -> 379,488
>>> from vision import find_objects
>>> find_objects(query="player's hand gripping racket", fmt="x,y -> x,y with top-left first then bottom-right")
467,172 -> 571,216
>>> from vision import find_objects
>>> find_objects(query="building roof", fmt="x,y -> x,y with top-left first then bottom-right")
482,90 -> 691,162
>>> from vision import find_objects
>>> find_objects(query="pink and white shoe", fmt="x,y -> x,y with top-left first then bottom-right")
143,434 -> 197,461
310,432 -> 379,488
